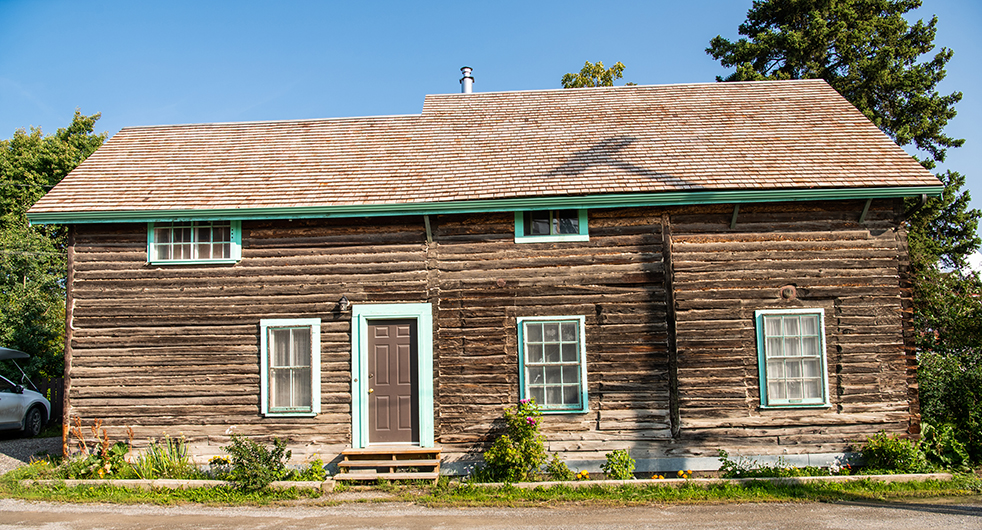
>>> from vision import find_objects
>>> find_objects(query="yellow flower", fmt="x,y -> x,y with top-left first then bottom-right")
687,469 -> 693,474
677,470 -> 684,476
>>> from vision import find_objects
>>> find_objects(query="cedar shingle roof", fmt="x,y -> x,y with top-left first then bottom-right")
29,79 -> 939,217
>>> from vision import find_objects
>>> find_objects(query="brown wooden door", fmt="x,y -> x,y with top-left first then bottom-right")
367,319 -> 419,444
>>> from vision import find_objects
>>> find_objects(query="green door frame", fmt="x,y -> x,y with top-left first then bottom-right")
351,303 -> 434,448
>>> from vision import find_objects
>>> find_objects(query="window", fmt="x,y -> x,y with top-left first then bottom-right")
260,318 -> 321,416
517,316 -> 588,413
755,309 -> 829,408
148,220 -> 241,264
514,210 -> 589,243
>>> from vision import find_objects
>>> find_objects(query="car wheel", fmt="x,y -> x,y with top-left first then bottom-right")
23,407 -> 43,437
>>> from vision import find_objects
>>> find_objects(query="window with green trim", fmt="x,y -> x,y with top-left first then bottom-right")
148,221 -> 241,264
518,316 -> 588,413
514,210 -> 589,243
260,318 -> 321,416
755,309 -> 829,408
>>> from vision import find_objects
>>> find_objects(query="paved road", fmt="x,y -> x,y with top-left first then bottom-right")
1,498 -> 981,529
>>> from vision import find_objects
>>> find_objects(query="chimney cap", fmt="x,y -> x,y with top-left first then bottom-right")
460,66 -> 475,94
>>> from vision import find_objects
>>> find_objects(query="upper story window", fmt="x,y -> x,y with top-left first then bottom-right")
517,316 -> 588,413
148,221 -> 241,265
514,210 -> 589,243
755,308 -> 830,408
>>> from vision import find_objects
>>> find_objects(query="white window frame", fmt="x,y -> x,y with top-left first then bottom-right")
517,315 -> 589,413
147,220 -> 242,265
514,209 -> 589,243
755,308 -> 830,408
260,318 -> 321,417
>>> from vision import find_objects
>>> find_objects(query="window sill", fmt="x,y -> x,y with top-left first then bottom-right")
149,259 -> 240,266
262,412 -> 318,418
514,234 -> 590,244
759,403 -> 831,410
539,408 -> 590,415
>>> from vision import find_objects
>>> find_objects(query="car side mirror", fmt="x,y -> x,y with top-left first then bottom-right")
13,384 -> 24,394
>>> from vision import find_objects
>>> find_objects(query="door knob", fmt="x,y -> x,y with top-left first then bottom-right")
368,388 -> 374,394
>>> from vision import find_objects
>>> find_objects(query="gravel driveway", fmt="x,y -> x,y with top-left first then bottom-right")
0,432 -> 62,475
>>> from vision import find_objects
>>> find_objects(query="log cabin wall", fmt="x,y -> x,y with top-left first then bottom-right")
64,199 -> 915,468
670,199 -> 913,459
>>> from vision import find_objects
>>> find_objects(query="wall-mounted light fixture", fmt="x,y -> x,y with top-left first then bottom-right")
338,295 -> 350,312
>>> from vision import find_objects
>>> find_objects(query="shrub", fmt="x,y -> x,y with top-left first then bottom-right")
288,458 -> 327,481
480,399 -> 546,482
920,423 -> 970,472
545,454 -> 574,481
918,349 -> 982,463
132,435 -> 196,479
860,431 -> 929,473
600,449 -> 635,480
222,435 -> 291,491
716,449 -> 840,478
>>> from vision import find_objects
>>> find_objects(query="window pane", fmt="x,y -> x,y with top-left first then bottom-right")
271,329 -> 291,367
155,243 -> 171,261
196,226 -> 213,243
526,323 -> 542,342
769,381 -> 786,400
526,212 -> 550,235
801,315 -> 819,336
291,328 -> 311,366
562,365 -> 579,384
546,386 -> 562,405
783,317 -> 800,336
764,316 -> 781,337
155,227 -> 171,244
802,337 -> 821,357
196,243 -> 212,260
561,322 -> 577,341
543,323 -> 559,342
527,366 -> 544,385
787,380 -> 803,400
563,385 -> 579,406
784,337 -> 800,357
175,243 -> 192,260
766,360 -> 784,379
555,210 -> 579,234
803,379 -> 822,399
271,369 -> 291,408
786,360 -> 802,379
802,359 -> 821,378
544,344 -> 561,363
545,366 -> 562,384
529,386 -> 545,405
293,367 -> 311,408
561,343 -> 577,362
765,337 -> 783,357
528,344 -> 543,363
216,242 -> 230,259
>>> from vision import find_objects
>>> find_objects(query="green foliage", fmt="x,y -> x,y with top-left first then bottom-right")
859,431 -> 929,473
545,454 -> 574,481
64,442 -> 134,479
132,436 -> 196,479
0,110 -> 106,380
919,423 -> 970,472
600,449 -> 635,480
918,349 -> 982,461
222,435 -> 291,492
480,399 -> 547,482
288,458 -> 327,482
561,61 -> 632,88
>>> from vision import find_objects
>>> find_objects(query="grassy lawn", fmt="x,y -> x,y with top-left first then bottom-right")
2,473 -> 980,507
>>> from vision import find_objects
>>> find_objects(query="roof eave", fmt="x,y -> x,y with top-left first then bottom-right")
27,186 -> 944,225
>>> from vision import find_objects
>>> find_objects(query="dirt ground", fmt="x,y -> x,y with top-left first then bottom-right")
0,431 -> 61,475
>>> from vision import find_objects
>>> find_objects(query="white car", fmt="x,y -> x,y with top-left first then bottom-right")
0,348 -> 51,437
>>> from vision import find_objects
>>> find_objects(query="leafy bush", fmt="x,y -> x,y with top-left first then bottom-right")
918,348 -> 982,463
480,399 -> 546,482
860,432 -> 929,473
600,449 -> 635,480
545,454 -> 574,481
716,449 -> 846,478
222,435 -> 291,491
288,458 -> 327,481
919,423 -> 970,472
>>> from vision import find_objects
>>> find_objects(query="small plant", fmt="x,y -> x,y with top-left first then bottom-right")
860,431 -> 929,474
677,469 -> 692,479
480,399 -> 547,482
132,435 -> 195,479
600,449 -> 635,480
289,458 -> 327,481
207,456 -> 234,480
575,469 -> 590,480
545,454 -> 574,481
222,435 -> 291,491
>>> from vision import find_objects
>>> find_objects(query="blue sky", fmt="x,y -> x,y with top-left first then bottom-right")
2,0 -> 979,243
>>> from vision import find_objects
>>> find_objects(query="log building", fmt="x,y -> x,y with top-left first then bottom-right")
28,79 -> 941,472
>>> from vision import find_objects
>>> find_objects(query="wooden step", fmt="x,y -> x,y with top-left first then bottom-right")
337,446 -> 442,484
338,459 -> 438,468
333,471 -> 440,482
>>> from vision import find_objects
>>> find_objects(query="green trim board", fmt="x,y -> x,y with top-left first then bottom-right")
28,186 -> 943,224
514,210 -> 589,243
754,308 -> 831,409
259,318 -> 322,417
350,303 -> 434,449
